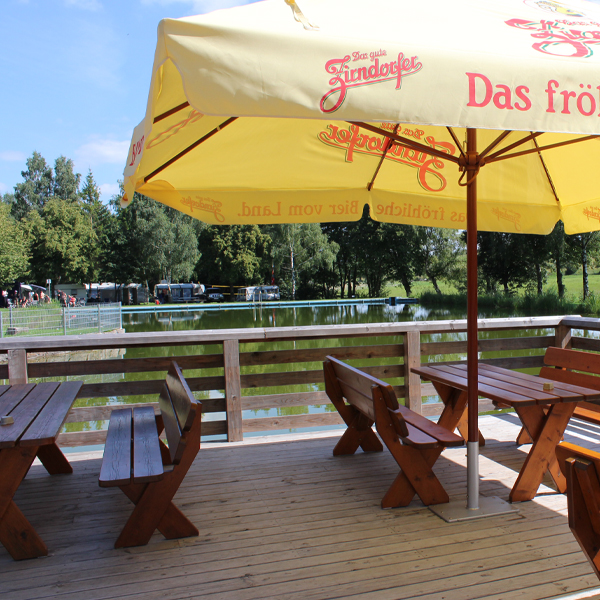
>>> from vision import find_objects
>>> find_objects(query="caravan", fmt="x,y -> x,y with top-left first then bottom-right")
154,283 -> 205,303
235,286 -> 280,302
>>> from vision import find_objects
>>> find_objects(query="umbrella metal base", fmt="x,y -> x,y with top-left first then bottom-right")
429,496 -> 518,523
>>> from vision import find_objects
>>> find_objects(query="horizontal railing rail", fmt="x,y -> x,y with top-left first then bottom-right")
0,315 -> 587,448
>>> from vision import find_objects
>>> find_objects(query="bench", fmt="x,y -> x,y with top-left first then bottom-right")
541,346 -> 600,424
99,361 -> 201,548
513,347 -> 600,446
323,356 -> 464,508
556,443 -> 600,579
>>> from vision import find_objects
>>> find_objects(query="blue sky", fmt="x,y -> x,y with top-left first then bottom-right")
0,0 -> 259,202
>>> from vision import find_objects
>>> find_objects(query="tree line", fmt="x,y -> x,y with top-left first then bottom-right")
1,152 -> 599,300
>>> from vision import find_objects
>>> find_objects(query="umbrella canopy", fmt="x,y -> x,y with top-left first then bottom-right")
122,0 -> 600,515
124,0 -> 600,235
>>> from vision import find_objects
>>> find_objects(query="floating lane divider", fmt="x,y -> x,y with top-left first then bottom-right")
121,297 -> 418,314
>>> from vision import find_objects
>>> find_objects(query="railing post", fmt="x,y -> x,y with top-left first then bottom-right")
8,348 -> 28,384
63,307 -> 67,335
555,323 -> 572,349
0,311 -> 3,338
98,305 -> 102,333
223,338 -> 243,442
403,330 -> 422,413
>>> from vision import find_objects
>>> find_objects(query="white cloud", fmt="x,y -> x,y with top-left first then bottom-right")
0,151 -> 26,162
99,182 -> 120,198
75,139 -> 130,167
64,0 -> 102,10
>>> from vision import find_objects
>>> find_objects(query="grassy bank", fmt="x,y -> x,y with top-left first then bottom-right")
385,270 -> 600,316
417,290 -> 600,316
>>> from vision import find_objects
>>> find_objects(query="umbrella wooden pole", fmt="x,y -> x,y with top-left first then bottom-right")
429,130 -> 517,522
466,128 -> 480,510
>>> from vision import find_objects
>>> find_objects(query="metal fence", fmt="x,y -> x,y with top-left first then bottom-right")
0,303 -> 122,338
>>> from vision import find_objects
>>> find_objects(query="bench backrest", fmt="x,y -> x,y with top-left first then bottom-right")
159,361 -> 199,465
324,355 -> 409,436
541,347 -> 600,417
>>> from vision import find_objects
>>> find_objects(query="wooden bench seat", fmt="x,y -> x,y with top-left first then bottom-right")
324,356 -> 464,508
556,442 -> 600,579
99,361 -> 201,548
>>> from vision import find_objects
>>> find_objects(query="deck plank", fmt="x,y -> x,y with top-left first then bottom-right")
1,414 -> 600,600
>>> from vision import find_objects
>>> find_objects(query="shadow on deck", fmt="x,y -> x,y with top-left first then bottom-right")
3,415 -> 600,600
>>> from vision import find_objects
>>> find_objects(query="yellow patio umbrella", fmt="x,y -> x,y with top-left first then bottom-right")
122,0 -> 600,519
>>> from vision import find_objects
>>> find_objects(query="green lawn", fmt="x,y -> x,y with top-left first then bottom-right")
385,270 -> 600,300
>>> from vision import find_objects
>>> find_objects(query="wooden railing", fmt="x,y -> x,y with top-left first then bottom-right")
1,315 -> 598,447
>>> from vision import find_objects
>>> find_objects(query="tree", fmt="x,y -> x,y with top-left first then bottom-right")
80,170 -> 112,284
351,211 -> 391,297
549,222 -> 567,297
381,223 -> 421,296
566,232 -> 600,299
477,232 -> 535,294
53,156 -> 81,201
268,223 -> 338,299
162,208 -> 200,282
106,192 -> 199,287
25,197 -> 95,284
414,227 -> 464,294
322,222 -> 361,298
196,225 -> 270,290
0,203 -> 30,286
11,152 -> 54,220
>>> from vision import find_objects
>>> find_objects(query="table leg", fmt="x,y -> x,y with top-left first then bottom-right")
0,446 -> 48,559
36,443 -> 73,475
510,403 -> 575,503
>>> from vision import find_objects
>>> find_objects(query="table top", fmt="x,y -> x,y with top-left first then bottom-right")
412,363 -> 600,407
0,381 -> 82,449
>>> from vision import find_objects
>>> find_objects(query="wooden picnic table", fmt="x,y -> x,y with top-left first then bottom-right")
412,363 -> 600,503
0,380 -> 82,560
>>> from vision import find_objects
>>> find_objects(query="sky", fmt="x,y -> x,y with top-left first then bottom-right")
0,0 -> 259,203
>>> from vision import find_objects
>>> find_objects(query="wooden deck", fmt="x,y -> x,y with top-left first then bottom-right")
3,414 -> 600,600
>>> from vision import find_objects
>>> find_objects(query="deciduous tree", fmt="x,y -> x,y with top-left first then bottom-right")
0,204 -> 30,286
11,152 -> 54,220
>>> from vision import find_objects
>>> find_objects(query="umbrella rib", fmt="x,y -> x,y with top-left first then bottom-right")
479,130 -> 512,160
486,134 -> 600,164
144,117 -> 238,183
351,122 -> 461,164
485,132 -> 545,161
533,135 -> 560,204
446,127 -> 466,159
367,124 -> 400,191
153,101 -> 191,124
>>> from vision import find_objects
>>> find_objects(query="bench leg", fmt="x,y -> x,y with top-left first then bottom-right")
333,410 -> 383,456
565,458 -> 600,578
116,478 -> 198,548
378,433 -> 448,508
324,362 -> 383,456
